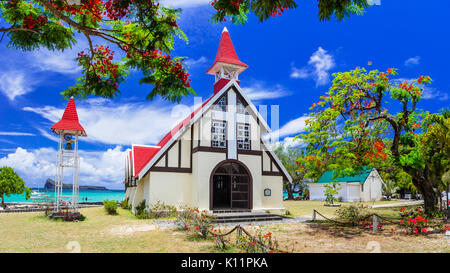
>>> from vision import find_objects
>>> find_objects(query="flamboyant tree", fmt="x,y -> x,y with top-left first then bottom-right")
297,66 -> 445,214
210,0 -> 369,24
0,0 -> 371,102
0,0 -> 194,102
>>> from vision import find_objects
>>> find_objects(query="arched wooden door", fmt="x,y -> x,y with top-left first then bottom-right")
210,160 -> 252,210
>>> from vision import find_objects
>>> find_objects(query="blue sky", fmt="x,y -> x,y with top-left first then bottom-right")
0,0 -> 449,189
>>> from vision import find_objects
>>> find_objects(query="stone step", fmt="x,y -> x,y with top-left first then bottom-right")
213,215 -> 284,224
212,209 -> 251,213
213,212 -> 278,220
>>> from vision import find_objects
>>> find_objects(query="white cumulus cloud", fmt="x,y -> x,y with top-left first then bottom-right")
0,146 -> 127,189
405,56 -> 421,67
290,47 -> 335,86
0,71 -> 36,101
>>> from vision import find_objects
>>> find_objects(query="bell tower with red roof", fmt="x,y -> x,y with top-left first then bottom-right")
49,97 -> 86,219
206,27 -> 248,94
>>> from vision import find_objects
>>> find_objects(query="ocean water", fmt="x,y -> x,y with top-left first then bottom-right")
4,188 -> 125,203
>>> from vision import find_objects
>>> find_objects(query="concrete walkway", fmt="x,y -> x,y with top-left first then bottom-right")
370,200 -> 423,209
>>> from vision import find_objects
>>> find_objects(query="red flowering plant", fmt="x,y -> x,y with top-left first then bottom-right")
175,206 -> 216,239
235,229 -> 281,253
210,0 -> 369,24
399,207 -> 432,234
0,0 -> 194,102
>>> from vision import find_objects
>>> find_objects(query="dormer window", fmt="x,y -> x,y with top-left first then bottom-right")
212,120 -> 226,148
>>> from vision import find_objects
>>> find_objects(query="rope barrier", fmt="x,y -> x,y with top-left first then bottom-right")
207,224 -> 285,253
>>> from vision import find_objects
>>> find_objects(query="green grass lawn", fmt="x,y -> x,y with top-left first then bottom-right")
0,201 -> 446,253
283,200 -> 409,219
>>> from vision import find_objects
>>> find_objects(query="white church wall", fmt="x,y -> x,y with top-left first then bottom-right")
148,172 -> 193,207
154,155 -> 165,167
199,110 -> 212,147
238,154 -> 263,210
193,151 -> 226,210
260,175 -> 284,212
262,151 -> 271,172
167,142 -> 179,168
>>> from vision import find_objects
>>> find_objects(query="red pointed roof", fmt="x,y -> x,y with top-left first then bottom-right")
132,145 -> 160,177
206,28 -> 248,75
50,97 -> 87,136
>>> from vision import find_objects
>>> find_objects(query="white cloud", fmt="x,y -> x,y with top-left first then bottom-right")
0,146 -> 127,189
264,115 -> 309,144
0,132 -> 35,136
290,47 -> 335,86
30,49 -> 80,74
422,87 -> 449,101
242,82 -> 291,101
185,56 -> 208,67
160,0 -> 210,8
405,56 -> 420,67
0,71 -> 35,100
23,99 -> 194,146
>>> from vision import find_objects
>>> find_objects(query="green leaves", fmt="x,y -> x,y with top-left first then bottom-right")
0,167 -> 31,204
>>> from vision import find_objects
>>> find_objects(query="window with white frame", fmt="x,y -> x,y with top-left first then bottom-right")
237,123 -> 250,150
213,96 -> 227,112
237,98 -> 249,115
211,120 -> 226,148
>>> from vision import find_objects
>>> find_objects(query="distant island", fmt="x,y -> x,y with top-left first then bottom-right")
43,178 -> 108,190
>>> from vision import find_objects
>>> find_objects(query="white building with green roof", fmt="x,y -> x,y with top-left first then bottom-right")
307,168 -> 383,202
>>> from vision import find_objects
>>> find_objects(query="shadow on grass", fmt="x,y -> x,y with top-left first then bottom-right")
305,221 -> 397,239
200,244 -> 236,253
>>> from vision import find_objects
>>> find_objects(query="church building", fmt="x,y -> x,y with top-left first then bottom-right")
124,28 -> 292,213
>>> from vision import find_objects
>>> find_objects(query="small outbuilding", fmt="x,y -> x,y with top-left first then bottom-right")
307,168 -> 383,202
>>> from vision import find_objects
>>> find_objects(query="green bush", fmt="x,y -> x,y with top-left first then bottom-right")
135,200 -> 148,219
176,206 -> 216,239
103,199 -> 118,215
336,204 -> 370,225
148,200 -> 177,218
121,197 -> 131,210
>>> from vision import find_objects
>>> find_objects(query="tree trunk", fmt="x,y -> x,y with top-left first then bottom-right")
1,195 -> 4,209
412,176 -> 438,215
447,182 -> 449,220
286,187 -> 295,200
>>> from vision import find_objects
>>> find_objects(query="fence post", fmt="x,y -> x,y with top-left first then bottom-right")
312,210 -> 316,221
373,215 -> 378,231
236,226 -> 242,244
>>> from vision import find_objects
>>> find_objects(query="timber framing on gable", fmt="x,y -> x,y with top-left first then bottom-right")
260,140 -> 286,180
150,139 -> 192,173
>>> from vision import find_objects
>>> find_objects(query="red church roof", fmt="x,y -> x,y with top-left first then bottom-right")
206,27 -> 248,75
132,145 -> 160,177
50,97 -> 87,136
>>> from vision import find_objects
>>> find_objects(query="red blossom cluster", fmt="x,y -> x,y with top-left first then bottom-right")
78,45 -> 120,88
104,0 -> 131,20
51,0 -> 104,22
23,15 -> 48,30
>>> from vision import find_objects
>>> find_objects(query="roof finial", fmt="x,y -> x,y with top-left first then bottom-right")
222,27 -> 228,33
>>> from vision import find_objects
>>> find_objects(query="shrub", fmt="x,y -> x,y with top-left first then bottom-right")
147,200 -> 177,218
236,230 -> 280,253
336,204 -> 370,225
176,206 -> 216,239
103,199 -> 118,215
135,200 -> 149,219
121,197 -> 131,210
399,207 -> 432,234
323,182 -> 341,205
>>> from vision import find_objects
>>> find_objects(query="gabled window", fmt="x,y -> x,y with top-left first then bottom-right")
237,123 -> 250,150
211,120 -> 226,148
213,96 -> 227,112
237,98 -> 249,115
